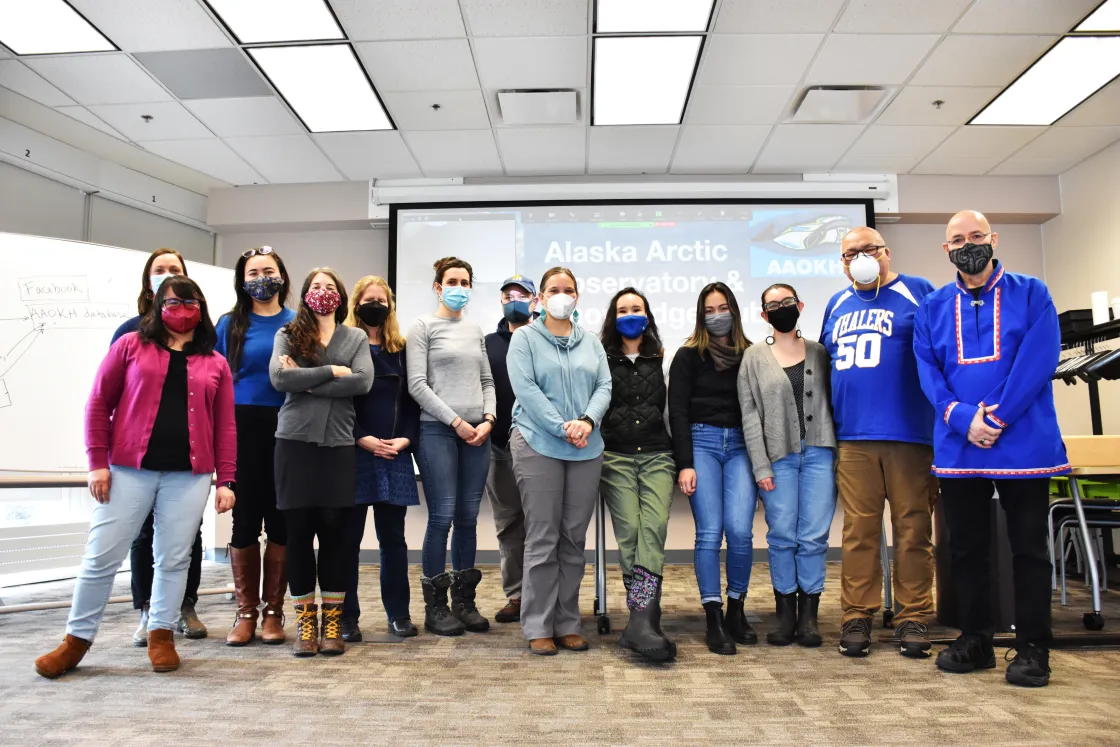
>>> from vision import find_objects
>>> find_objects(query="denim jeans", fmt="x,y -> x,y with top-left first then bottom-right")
759,443 -> 836,595
343,503 -> 410,623
67,466 -> 211,642
416,421 -> 491,577
688,424 -> 757,604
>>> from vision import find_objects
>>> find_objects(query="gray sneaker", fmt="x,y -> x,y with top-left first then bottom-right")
176,601 -> 208,639
894,620 -> 931,659
133,605 -> 149,647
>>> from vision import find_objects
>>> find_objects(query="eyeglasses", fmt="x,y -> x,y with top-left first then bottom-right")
241,246 -> 274,258
841,244 -> 886,262
162,298 -> 201,310
763,297 -> 799,313
947,232 -> 991,249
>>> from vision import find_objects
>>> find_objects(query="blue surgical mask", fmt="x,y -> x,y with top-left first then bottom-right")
441,285 -> 471,312
502,300 -> 531,323
616,314 -> 648,340
150,273 -> 172,293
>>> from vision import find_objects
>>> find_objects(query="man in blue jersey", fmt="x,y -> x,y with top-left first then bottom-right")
914,210 -> 1068,688
821,227 -> 938,660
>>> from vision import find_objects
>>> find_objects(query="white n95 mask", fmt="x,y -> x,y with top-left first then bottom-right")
849,252 -> 881,285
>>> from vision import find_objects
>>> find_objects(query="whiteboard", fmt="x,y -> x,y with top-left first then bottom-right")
0,232 -> 235,472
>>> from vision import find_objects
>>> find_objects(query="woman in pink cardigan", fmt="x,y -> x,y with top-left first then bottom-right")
35,275 -> 237,679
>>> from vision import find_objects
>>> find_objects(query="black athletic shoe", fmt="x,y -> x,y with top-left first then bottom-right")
894,620 -> 932,659
839,617 -> 872,657
1005,643 -> 1050,688
936,634 -> 996,673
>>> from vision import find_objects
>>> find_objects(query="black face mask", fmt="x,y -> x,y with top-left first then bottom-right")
767,305 -> 800,334
357,301 -> 390,328
949,242 -> 994,276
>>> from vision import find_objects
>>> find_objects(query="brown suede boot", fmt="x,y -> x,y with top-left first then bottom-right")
34,635 -> 91,679
319,603 -> 346,656
292,603 -> 318,657
148,629 -> 180,672
226,544 -> 261,647
260,542 -> 287,645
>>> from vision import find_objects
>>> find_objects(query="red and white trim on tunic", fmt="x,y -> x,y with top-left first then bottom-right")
987,411 -> 1008,429
956,288 -> 1001,365
985,266 -> 1006,292
944,401 -> 959,424
933,464 -> 1071,477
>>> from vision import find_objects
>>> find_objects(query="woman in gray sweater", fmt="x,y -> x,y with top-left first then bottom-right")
738,283 -> 836,649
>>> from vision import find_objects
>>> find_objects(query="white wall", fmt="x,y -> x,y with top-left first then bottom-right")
879,222 -> 1045,284
215,228 -> 388,293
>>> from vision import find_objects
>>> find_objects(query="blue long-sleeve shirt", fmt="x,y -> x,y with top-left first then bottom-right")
215,309 -> 295,407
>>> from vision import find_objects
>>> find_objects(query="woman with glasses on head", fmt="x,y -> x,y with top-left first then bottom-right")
215,246 -> 296,647
738,283 -> 836,648
271,268 -> 374,657
36,276 -> 236,679
668,282 -> 756,656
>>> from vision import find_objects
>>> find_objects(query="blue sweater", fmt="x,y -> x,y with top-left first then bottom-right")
110,315 -> 141,344
215,308 -> 296,407
508,316 -> 612,461
353,343 -> 420,448
913,262 -> 1069,479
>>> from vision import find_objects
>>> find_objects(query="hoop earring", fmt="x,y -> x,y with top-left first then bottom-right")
765,326 -> 775,345
795,328 -> 803,339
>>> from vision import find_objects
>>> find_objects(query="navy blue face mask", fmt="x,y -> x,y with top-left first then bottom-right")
616,314 -> 649,340
502,300 -> 531,323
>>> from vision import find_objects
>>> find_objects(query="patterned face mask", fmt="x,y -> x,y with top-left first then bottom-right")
244,275 -> 284,302
304,288 -> 342,316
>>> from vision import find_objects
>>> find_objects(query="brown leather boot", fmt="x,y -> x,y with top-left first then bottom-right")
528,638 -> 557,656
319,603 -> 346,656
148,629 -> 180,672
34,635 -> 91,679
292,603 -> 318,657
260,542 -> 287,645
226,544 -> 260,647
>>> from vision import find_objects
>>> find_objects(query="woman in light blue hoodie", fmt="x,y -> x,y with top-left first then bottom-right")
508,266 -> 612,656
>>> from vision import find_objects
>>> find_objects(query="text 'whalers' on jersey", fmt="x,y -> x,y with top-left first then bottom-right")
819,274 -> 936,445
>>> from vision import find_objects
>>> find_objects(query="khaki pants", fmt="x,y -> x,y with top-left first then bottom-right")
837,441 -> 937,624
484,443 -> 525,600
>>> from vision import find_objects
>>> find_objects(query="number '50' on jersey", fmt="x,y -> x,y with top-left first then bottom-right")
819,274 -> 936,446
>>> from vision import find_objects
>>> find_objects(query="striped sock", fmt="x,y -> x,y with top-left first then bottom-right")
320,590 -> 345,607
292,592 -> 316,607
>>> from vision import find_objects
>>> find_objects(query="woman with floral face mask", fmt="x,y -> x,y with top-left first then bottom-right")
215,247 -> 295,647
406,257 -> 497,636
270,268 -> 373,657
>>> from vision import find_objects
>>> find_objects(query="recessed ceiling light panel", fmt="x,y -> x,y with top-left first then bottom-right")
1077,0 -> 1120,32
596,0 -> 715,33
206,0 -> 344,44
593,36 -> 703,125
0,0 -> 115,55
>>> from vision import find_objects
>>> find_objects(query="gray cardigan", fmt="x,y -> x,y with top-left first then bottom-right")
270,325 -> 374,447
737,341 -> 836,481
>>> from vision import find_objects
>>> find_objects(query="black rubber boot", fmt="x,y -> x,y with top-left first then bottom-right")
619,566 -> 675,662
766,590 -> 798,646
724,596 -> 758,645
704,601 -> 737,655
795,590 -> 822,647
649,583 -> 677,659
450,568 -> 490,632
422,574 -> 465,637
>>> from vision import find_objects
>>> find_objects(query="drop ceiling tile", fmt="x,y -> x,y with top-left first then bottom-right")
55,106 -> 128,139
473,36 -> 587,89
716,0 -> 846,33
225,135 -> 344,183
183,97 -> 303,138
1056,80 -> 1120,126
875,86 -> 1001,125
911,155 -> 1002,174
670,125 -> 771,174
495,127 -> 586,175
331,0 -> 466,41
142,139 -> 264,185
0,46 -> 11,58
0,61 -> 75,107
953,0 -> 1101,34
834,0 -> 973,33
25,54 -> 173,105
355,40 -> 480,92
697,35 -> 823,87
134,50 -> 272,100
68,0 -> 232,52
313,131 -> 422,179
832,155 -> 922,173
686,85 -> 794,125
846,125 -> 956,159
1004,126 -> 1120,163
588,126 -> 679,175
910,35 -> 1057,86
987,159 -> 1071,175
87,101 -> 212,141
383,89 -> 491,130
927,125 -> 1045,160
752,124 -> 864,172
460,0 -> 588,37
806,34 -> 941,85
402,130 -> 503,176
484,87 -> 588,126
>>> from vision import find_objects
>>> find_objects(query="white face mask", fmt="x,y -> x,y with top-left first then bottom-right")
849,253 -> 881,285
545,293 -> 576,320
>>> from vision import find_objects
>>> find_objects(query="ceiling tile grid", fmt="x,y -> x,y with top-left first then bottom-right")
67,0 -> 234,53
331,0 -> 467,41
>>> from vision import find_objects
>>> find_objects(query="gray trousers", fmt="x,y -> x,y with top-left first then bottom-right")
510,429 -> 603,641
484,442 -> 526,599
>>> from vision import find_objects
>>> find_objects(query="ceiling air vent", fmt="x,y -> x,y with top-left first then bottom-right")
497,89 -> 579,126
791,86 -> 890,123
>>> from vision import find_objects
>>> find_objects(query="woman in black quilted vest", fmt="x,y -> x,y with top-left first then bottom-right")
598,287 -> 676,663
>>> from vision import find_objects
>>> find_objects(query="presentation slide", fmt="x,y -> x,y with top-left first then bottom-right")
393,202 -> 871,354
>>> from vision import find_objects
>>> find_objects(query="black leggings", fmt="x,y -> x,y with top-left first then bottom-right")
285,507 -> 350,598
230,405 -> 286,549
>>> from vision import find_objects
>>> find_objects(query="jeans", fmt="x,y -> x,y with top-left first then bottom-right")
130,510 -> 202,608
485,443 -> 526,599
688,424 -> 757,604
759,443 -> 836,595
67,467 -> 210,642
285,507 -> 350,598
343,503 -> 410,623
416,420 -> 491,577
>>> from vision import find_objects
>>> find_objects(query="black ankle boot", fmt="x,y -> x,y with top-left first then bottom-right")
766,590 -> 797,646
724,596 -> 758,645
703,601 -> 737,655
795,589 -> 822,647
450,569 -> 490,632
422,573 -> 465,637
619,566 -> 675,662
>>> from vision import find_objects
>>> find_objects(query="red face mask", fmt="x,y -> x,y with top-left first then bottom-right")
162,305 -> 202,333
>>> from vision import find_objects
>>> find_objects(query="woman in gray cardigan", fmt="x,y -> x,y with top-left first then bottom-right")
738,283 -> 836,649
